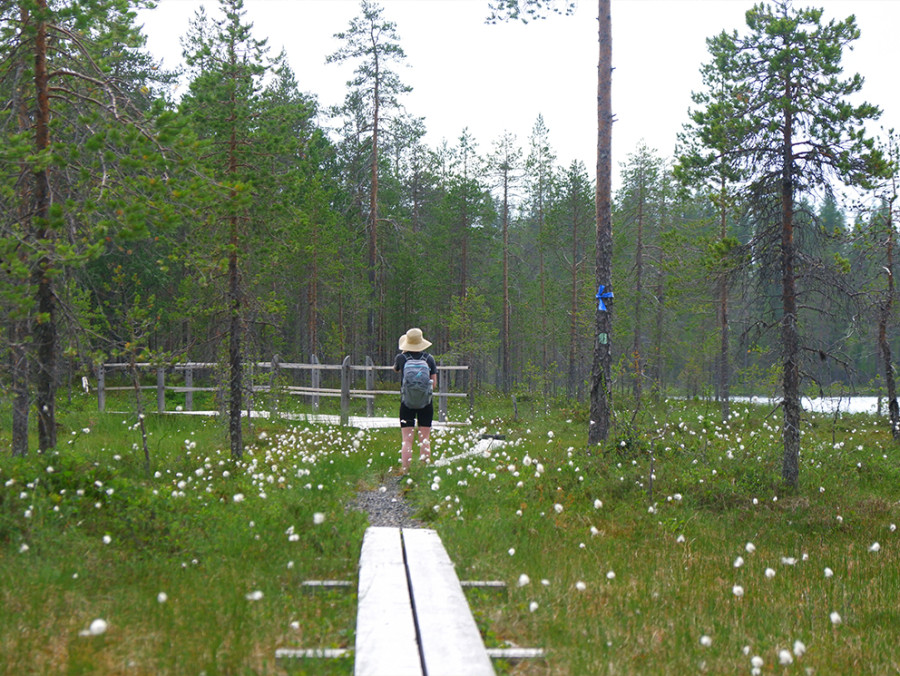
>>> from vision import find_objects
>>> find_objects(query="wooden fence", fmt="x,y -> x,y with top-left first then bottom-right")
96,356 -> 469,425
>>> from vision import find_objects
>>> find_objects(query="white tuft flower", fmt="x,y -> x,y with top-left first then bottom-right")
824,567 -> 834,578
575,581 -> 586,591
829,611 -> 842,625
517,574 -> 530,587
553,503 -> 564,514
157,592 -> 168,603
529,601 -> 539,613
233,493 -> 245,503
290,620 -> 300,630
676,534 -> 686,543
245,590 -> 264,601
18,543 -> 29,553
734,556 -> 744,568
765,568 -> 776,579
594,499 -> 603,509
745,542 -> 756,553
781,556 -> 797,566
732,585 -> 744,598
81,618 -> 108,636
508,548 -> 516,556
102,535 -> 112,545
778,649 -> 793,665
313,512 -> 325,525
750,655 -> 764,668
606,570 -> 616,580
793,640 -> 806,657
699,635 -> 712,647
869,542 -> 881,552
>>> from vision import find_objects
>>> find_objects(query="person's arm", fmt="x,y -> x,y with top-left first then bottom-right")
393,353 -> 405,372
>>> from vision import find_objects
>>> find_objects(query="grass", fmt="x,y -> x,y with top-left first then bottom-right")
1,392 -> 899,674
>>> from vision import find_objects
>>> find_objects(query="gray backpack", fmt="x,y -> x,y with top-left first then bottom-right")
401,354 -> 433,409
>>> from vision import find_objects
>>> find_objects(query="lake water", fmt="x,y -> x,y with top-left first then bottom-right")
732,396 -> 884,416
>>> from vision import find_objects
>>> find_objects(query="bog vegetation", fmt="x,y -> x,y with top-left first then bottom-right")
1,397 -> 899,674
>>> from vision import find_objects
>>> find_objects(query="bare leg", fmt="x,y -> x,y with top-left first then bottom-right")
401,426 -> 416,471
418,426 -> 431,463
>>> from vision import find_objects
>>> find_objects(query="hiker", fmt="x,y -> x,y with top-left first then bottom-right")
393,328 -> 438,472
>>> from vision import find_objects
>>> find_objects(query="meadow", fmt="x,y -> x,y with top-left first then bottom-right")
1,392 -> 898,674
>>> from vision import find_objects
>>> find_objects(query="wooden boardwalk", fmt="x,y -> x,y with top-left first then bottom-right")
354,527 -> 496,676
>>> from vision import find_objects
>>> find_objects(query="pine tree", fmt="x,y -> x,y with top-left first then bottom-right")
327,0 -> 410,361
695,1 -> 885,487
179,0 -> 271,460
1,0 -> 179,453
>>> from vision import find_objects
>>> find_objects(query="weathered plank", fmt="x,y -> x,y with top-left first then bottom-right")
354,527 -> 422,676
276,648 -> 350,659
402,528 -> 496,676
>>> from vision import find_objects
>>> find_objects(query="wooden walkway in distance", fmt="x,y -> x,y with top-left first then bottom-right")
355,527 -> 496,676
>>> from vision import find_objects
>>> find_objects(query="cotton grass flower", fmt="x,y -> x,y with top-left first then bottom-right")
529,601 -> 539,613
79,618 -> 108,636
157,592 -> 168,603
233,493 -> 245,503
733,556 -> 744,568
245,590 -> 264,601
517,574 -> 530,587
778,649 -> 793,665
606,570 -> 616,580
745,542 -> 756,553
824,567 -> 834,578
732,585 -> 744,598
830,611 -> 842,625
793,640 -> 806,657
575,581 -> 587,591
313,512 -> 325,525
553,503 -> 564,514
765,568 -> 776,579
699,635 -> 712,647
869,542 -> 881,552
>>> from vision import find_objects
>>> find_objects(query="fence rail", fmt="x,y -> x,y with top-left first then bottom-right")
96,356 -> 469,425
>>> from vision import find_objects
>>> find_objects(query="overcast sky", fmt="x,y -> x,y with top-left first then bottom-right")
137,0 -> 900,191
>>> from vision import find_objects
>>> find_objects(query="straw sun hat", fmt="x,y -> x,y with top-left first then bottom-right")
398,328 -> 432,352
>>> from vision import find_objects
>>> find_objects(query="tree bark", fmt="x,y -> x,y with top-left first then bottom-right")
589,0 -> 613,444
501,168 -> 511,392
879,201 -> 899,439
32,1 -> 57,452
717,174 -> 731,423
781,99 -> 800,488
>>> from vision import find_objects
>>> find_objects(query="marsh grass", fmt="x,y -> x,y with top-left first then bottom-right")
1,395 -> 899,674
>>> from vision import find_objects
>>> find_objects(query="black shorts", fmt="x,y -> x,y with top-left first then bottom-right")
399,401 -> 434,428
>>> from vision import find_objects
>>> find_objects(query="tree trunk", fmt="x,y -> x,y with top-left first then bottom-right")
568,186 -> 580,399
589,0 -> 613,445
228,213 -> 243,460
879,203 -> 899,439
367,71 -> 380,358
501,170 -> 511,392
32,3 -> 57,452
717,175 -> 731,423
632,178 -> 644,406
780,102 -> 800,488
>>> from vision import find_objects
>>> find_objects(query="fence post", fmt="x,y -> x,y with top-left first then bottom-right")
184,364 -> 194,411
97,363 -> 106,413
340,356 -> 351,426
365,356 -> 375,417
311,354 -> 320,413
270,354 -> 280,416
157,366 -> 165,413
438,360 -> 448,423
